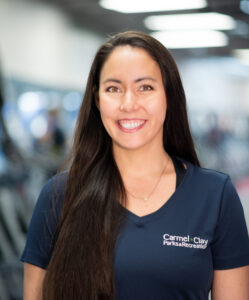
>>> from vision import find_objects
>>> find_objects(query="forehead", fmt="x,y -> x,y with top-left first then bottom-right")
99,45 -> 161,81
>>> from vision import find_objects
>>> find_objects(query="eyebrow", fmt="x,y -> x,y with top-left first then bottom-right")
102,76 -> 157,84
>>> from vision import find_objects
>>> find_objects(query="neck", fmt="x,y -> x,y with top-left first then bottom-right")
113,143 -> 170,178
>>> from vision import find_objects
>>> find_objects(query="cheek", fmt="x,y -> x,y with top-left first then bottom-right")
99,97 -> 117,127
148,95 -> 167,124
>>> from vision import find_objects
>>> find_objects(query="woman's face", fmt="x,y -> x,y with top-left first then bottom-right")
98,45 -> 167,152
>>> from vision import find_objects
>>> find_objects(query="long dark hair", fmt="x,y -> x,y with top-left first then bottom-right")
42,31 -> 201,299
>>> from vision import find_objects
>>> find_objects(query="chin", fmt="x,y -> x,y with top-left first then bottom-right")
113,140 -> 148,151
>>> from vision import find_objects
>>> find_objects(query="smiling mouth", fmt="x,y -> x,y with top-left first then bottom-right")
117,119 -> 146,132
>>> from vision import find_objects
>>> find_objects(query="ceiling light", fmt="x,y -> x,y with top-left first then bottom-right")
240,0 -> 249,14
145,13 -> 236,31
30,116 -> 48,138
63,92 -> 82,112
18,92 -> 42,114
99,0 -> 207,13
152,31 -> 228,49
233,49 -> 249,66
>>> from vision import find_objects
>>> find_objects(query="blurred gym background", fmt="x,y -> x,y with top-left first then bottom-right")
0,0 -> 249,298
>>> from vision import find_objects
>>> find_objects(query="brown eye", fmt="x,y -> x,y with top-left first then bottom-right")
140,85 -> 153,91
106,86 -> 120,93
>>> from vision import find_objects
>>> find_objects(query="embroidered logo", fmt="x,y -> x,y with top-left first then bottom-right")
162,233 -> 208,249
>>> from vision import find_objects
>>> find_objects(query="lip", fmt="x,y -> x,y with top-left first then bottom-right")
117,119 -> 147,133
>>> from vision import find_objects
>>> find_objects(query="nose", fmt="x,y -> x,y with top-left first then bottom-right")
120,90 -> 139,112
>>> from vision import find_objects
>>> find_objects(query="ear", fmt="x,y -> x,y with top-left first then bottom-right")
93,86 -> 100,110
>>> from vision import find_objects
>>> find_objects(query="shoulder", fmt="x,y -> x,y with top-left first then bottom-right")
188,162 -> 230,192
186,163 -> 243,219
20,172 -> 69,268
176,155 -> 230,189
194,164 -> 229,183
42,171 -> 68,196
177,157 -> 234,206
36,171 -> 68,214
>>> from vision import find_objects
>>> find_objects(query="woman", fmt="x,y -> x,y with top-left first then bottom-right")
21,31 -> 249,300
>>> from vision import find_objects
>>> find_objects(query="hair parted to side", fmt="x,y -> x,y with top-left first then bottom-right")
42,31 -> 201,300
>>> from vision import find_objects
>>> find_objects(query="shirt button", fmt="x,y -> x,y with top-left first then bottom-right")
136,222 -> 144,228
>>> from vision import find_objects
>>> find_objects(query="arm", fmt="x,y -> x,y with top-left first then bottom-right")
211,265 -> 249,300
23,263 -> 46,300
21,175 -> 65,299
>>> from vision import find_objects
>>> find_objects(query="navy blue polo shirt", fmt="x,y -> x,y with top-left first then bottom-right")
20,156 -> 249,299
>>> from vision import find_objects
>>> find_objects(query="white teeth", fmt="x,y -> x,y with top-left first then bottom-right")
119,120 -> 145,129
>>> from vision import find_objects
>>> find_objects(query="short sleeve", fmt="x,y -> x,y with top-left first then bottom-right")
211,176 -> 249,270
20,173 -> 66,269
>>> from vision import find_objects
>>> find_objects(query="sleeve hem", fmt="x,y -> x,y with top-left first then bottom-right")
20,249 -> 49,269
213,253 -> 249,270
20,258 -> 47,270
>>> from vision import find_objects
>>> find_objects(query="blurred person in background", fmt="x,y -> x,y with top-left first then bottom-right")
37,109 -> 66,179
20,31 -> 249,300
0,61 -> 27,184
